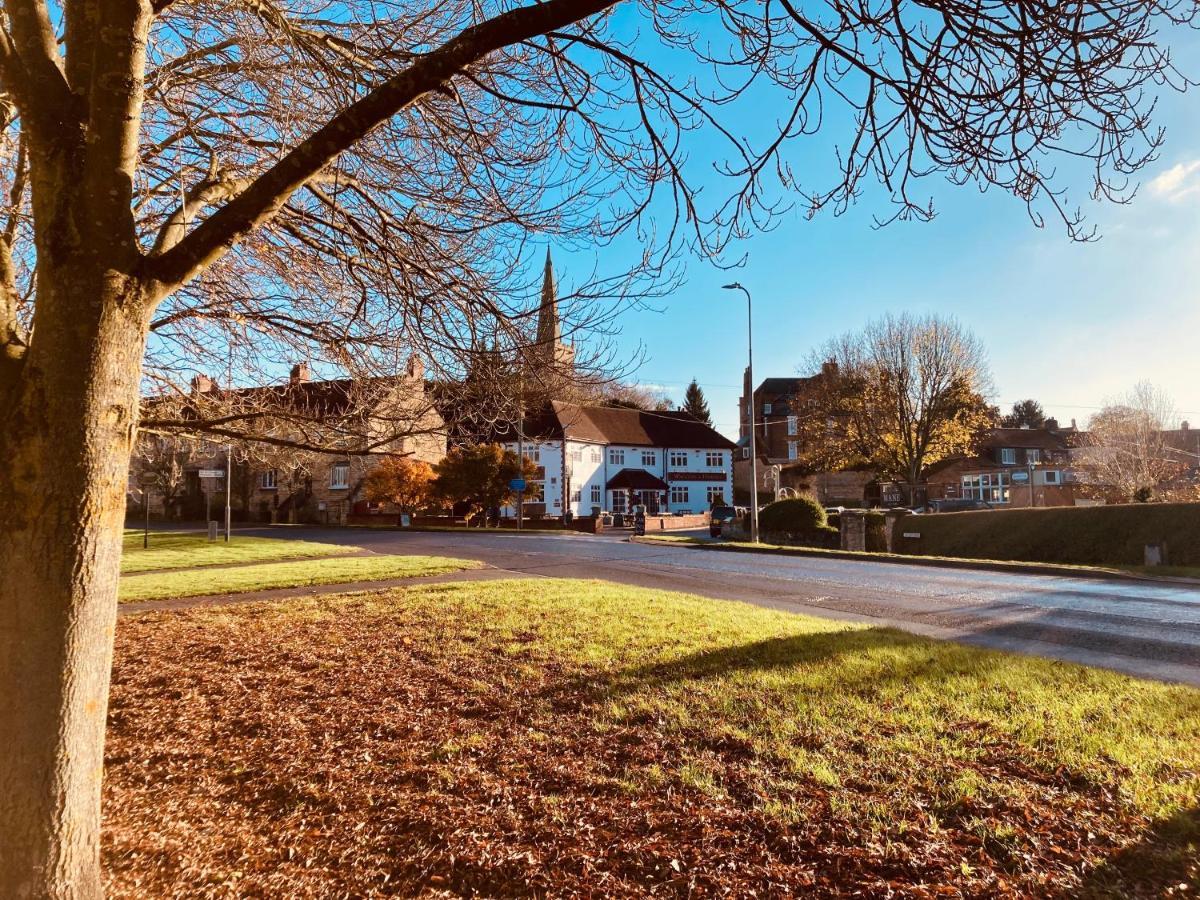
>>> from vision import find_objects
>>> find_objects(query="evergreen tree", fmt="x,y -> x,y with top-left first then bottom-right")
681,379 -> 713,426
1001,399 -> 1046,428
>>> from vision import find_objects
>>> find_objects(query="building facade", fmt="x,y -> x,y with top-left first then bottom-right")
130,357 -> 446,524
922,423 -> 1083,508
499,402 -> 734,518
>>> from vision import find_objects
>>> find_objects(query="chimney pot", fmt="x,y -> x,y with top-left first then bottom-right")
190,373 -> 215,393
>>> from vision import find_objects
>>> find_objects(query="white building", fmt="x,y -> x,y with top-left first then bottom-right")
500,401 -> 734,518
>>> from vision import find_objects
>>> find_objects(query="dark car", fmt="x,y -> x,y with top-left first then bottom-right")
709,505 -> 739,537
927,498 -> 994,513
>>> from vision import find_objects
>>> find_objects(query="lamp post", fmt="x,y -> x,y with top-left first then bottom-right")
722,281 -> 760,544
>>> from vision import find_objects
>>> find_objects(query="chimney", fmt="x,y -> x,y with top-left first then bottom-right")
289,362 -> 310,384
406,355 -> 424,380
1045,417 -> 1059,432
821,360 -> 839,377
1070,418 -> 1077,430
190,373 -> 215,394
1183,420 -> 1191,432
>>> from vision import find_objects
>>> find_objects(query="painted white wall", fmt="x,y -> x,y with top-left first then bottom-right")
500,440 -> 732,517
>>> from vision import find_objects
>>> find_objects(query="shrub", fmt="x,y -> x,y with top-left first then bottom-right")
864,511 -> 887,552
759,497 -> 831,545
891,502 -> 1200,567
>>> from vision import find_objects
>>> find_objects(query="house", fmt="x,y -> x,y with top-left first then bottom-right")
732,365 -> 874,505
498,402 -> 735,518
130,357 -> 445,524
922,421 -> 1082,508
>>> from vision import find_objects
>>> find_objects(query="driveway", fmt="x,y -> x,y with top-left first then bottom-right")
242,526 -> 1200,686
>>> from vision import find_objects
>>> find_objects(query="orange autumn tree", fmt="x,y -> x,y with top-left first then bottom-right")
363,457 -> 437,519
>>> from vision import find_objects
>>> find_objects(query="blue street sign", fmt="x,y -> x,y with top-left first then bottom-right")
509,478 -> 527,492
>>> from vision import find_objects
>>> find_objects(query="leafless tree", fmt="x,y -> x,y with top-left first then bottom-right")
1079,382 -> 1189,501
0,0 -> 1194,892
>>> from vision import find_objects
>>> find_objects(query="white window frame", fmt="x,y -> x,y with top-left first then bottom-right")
641,450 -> 656,466
788,441 -> 798,460
570,487 -> 582,503
330,462 -> 350,490
570,448 -> 583,463
609,449 -> 625,466
591,448 -> 603,463
787,415 -> 798,436
669,450 -> 688,468
961,472 -> 1009,503
1043,470 -> 1060,485
1000,448 -> 1017,465
670,485 -> 688,504
590,484 -> 602,504
611,491 -> 627,513
762,402 -> 773,415
705,451 -> 723,468
705,486 -> 726,505
259,469 -> 277,490
1026,449 -> 1041,464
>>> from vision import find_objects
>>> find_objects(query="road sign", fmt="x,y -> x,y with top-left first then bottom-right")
198,469 -> 224,478
1011,470 -> 1029,483
509,477 -> 527,492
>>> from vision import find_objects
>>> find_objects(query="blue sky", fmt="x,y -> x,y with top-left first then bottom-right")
552,17 -> 1200,440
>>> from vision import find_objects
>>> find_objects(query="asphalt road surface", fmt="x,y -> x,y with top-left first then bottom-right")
244,526 -> 1200,686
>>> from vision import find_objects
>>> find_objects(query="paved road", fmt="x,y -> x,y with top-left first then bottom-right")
243,526 -> 1200,686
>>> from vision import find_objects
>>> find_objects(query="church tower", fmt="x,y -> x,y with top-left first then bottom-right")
534,247 -> 575,370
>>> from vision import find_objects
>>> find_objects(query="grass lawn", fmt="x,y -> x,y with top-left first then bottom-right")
118,554 -> 480,602
121,530 -> 358,573
104,579 -> 1199,897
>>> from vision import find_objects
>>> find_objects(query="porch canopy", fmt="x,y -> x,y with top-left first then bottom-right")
606,469 -> 669,492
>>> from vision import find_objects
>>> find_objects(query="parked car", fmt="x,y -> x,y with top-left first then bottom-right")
710,505 -> 739,537
927,498 -> 994,513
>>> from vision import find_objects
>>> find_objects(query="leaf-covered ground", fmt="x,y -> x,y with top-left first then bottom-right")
104,580 -> 1199,897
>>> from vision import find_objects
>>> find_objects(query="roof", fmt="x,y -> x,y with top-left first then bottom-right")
755,377 -> 813,396
606,468 -> 670,491
980,427 -> 1072,451
549,402 -> 736,449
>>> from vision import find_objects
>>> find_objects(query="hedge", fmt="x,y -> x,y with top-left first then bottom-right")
890,502 -> 1200,567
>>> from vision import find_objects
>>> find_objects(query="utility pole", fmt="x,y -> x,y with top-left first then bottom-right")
723,282 -> 760,543
225,444 -> 232,541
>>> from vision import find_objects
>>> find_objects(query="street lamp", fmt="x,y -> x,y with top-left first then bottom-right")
722,281 -> 760,544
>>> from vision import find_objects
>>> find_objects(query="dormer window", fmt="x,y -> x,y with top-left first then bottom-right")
1000,448 -> 1017,465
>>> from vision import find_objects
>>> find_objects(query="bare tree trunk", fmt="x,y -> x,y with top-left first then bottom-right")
0,267 -> 147,898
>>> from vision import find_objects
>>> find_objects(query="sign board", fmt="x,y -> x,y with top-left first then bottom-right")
1011,470 -> 1029,483
509,478 -> 527,492
198,469 -> 224,479
903,532 -> 921,539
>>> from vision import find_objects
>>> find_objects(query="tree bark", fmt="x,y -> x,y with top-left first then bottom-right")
0,262 -> 148,898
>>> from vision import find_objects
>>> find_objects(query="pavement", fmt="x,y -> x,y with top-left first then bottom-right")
193,525 -> 1200,686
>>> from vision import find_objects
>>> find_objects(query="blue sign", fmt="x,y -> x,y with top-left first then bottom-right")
509,478 -> 527,492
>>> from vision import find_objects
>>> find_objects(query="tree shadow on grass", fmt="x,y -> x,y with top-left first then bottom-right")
1070,804 -> 1198,898
548,624 -> 988,709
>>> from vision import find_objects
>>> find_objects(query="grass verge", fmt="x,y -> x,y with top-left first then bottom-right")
118,554 -> 480,602
105,578 -> 1199,897
121,530 -> 357,573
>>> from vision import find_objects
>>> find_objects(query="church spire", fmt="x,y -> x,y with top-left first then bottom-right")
536,246 -> 560,348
